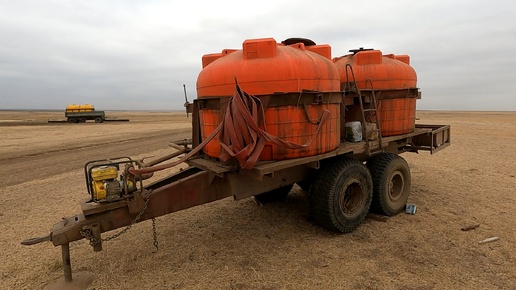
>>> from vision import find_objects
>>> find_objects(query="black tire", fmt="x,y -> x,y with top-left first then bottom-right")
68,118 -> 78,123
254,185 -> 292,203
310,157 -> 372,233
367,153 -> 411,216
95,117 -> 104,123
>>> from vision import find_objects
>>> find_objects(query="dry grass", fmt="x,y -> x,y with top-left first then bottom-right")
0,110 -> 515,290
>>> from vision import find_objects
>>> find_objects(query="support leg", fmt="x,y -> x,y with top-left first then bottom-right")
62,243 -> 73,282
43,243 -> 95,290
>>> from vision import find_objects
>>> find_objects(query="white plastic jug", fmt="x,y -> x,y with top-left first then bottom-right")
345,121 -> 362,142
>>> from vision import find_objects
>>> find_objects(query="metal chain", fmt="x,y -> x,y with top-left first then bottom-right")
152,217 -> 158,252
80,190 -> 159,251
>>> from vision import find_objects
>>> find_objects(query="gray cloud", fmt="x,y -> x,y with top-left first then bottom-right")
0,0 -> 514,111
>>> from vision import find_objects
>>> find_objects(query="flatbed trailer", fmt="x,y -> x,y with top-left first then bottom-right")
22,93 -> 450,288
65,111 -> 105,123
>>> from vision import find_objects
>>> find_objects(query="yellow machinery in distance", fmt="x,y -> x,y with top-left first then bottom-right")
65,104 -> 105,123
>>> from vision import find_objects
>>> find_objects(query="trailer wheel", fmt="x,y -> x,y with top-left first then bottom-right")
310,157 -> 372,233
254,185 -> 292,203
366,153 -> 411,216
95,117 -> 104,123
68,118 -> 78,123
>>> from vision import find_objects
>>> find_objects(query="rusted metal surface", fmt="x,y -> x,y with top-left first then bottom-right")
62,243 -> 73,282
408,124 -> 451,154
191,99 -> 201,149
344,88 -> 420,101
20,234 -> 50,245
187,157 -> 236,175
196,92 -> 341,110
48,168 -> 230,246
229,164 -> 310,200
43,160 -> 312,246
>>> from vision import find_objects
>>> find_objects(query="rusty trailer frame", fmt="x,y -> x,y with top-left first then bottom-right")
22,100 -> 450,289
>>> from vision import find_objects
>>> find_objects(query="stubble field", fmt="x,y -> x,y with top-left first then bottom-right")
0,110 -> 514,290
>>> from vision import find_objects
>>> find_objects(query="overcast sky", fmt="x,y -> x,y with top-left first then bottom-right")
1,0 -> 515,111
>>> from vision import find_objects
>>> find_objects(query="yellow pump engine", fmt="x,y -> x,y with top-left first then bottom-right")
85,158 -> 139,202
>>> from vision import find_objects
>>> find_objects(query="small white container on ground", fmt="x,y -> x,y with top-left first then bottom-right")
405,204 -> 417,214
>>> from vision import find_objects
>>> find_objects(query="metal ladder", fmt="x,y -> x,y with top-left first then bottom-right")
344,64 -> 383,155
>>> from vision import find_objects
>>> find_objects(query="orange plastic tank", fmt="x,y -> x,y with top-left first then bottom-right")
196,37 -> 341,160
377,98 -> 416,136
333,49 -> 418,136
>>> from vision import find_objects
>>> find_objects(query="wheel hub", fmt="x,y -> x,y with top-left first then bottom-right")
339,180 -> 364,216
388,171 -> 404,202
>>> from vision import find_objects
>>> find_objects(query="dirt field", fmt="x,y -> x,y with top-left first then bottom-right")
1,110 -> 514,290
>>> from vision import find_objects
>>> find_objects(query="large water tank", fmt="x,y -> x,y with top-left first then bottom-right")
196,37 -> 341,160
333,49 -> 418,136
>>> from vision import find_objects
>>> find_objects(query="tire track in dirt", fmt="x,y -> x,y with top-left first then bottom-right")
1,129 -> 191,187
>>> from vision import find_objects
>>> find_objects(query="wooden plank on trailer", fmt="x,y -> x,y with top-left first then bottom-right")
254,155 -> 324,175
188,158 -> 235,174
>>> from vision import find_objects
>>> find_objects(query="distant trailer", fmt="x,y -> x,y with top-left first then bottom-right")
65,104 -> 105,123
